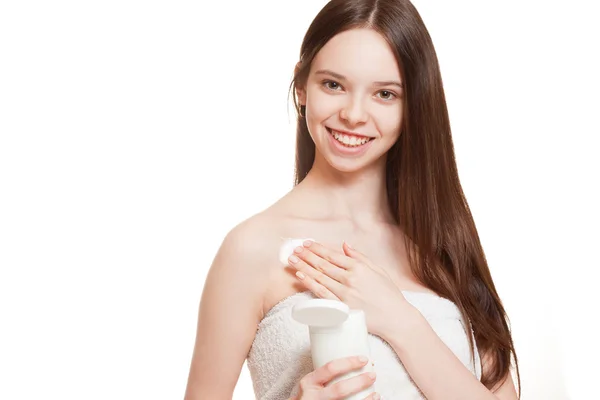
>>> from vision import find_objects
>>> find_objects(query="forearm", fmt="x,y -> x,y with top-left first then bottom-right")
383,305 -> 497,400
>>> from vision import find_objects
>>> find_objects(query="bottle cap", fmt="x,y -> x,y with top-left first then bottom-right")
291,298 -> 350,327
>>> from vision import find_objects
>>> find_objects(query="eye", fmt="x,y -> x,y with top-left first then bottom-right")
322,80 -> 343,91
377,90 -> 397,101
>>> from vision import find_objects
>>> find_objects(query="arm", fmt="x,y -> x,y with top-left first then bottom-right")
383,304 -> 518,400
184,220 -> 270,399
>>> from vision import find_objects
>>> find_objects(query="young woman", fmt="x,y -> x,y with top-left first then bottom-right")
185,0 -> 520,399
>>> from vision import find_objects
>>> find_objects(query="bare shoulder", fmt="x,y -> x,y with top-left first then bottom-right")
222,212 -> 283,255
217,211 -> 286,282
217,211 -> 285,275
221,209 -> 302,313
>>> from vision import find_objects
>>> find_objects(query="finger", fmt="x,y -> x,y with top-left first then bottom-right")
303,240 -> 356,270
292,264 -> 339,301
343,242 -> 392,278
289,252 -> 346,296
294,246 -> 348,284
325,371 -> 377,399
310,356 -> 369,386
364,392 -> 381,400
342,241 -> 372,266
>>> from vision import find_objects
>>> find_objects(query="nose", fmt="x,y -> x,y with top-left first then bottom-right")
340,97 -> 368,127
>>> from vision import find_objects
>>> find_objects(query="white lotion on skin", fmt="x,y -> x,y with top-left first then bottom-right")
279,238 -> 315,266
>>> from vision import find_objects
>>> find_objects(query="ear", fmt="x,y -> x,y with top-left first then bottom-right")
294,62 -> 306,105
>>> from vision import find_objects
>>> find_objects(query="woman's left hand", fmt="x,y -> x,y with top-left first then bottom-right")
287,240 -> 411,337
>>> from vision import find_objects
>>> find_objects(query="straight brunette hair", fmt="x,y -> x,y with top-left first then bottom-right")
289,0 -> 520,394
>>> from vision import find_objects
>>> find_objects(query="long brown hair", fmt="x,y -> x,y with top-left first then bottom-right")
289,0 -> 520,395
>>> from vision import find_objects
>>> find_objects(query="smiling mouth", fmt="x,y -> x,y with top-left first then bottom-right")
326,128 -> 374,148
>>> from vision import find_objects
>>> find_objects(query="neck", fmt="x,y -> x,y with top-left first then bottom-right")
297,151 -> 396,226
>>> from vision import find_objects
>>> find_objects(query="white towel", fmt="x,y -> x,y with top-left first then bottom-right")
247,290 -> 481,400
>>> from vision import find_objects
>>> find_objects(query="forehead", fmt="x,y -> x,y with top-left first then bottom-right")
311,28 -> 401,82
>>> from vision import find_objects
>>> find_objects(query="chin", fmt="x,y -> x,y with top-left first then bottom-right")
324,154 -> 373,173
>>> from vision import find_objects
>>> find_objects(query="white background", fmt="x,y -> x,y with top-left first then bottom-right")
0,1 -> 598,399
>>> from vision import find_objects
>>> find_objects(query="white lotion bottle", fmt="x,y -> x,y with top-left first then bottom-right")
292,299 -> 375,400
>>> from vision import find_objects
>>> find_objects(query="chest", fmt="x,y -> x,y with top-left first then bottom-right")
290,222 -> 411,280
262,221 -> 423,317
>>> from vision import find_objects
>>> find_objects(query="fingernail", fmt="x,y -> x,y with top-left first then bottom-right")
294,246 -> 304,253
288,255 -> 299,264
373,393 -> 381,400
358,356 -> 368,363
303,240 -> 312,247
296,271 -> 305,280
368,372 -> 376,379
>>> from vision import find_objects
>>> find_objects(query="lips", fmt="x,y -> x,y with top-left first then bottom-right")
326,127 -> 374,147
325,127 -> 375,156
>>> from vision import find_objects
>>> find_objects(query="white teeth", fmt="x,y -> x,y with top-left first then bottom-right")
330,129 -> 370,147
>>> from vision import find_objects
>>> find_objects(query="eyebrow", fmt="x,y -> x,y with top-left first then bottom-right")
315,69 -> 403,89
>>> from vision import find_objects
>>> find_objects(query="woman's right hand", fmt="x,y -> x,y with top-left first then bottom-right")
290,356 -> 380,400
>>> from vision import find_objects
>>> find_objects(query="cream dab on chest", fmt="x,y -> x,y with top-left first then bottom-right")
278,238 -> 314,266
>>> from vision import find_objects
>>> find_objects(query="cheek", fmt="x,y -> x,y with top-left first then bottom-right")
308,89 -> 340,121
375,106 -> 403,139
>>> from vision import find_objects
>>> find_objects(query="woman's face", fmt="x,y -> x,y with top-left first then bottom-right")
299,28 -> 404,173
